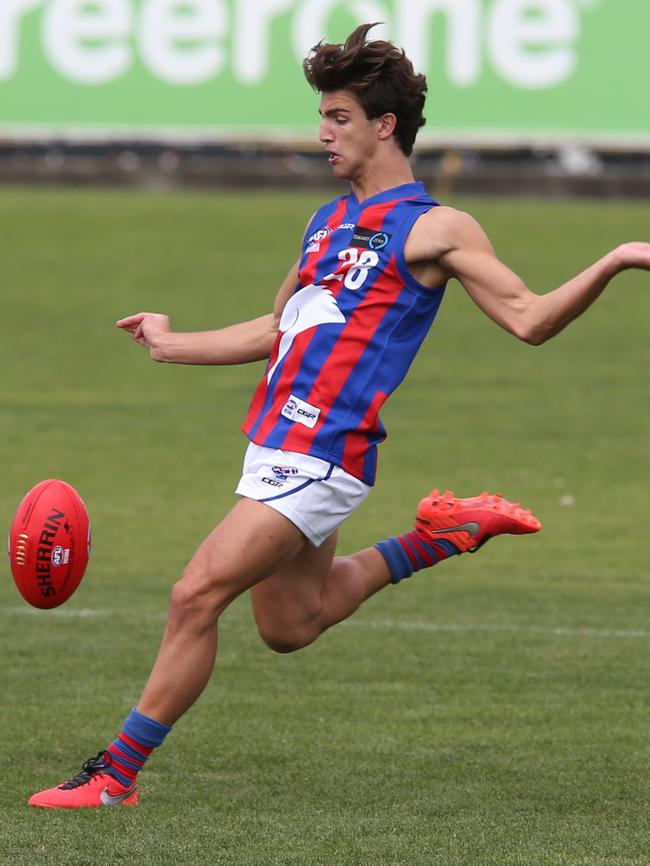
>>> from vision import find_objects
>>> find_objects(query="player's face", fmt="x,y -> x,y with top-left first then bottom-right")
318,90 -> 380,180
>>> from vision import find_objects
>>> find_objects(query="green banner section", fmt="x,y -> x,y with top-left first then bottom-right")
1,0 -> 648,142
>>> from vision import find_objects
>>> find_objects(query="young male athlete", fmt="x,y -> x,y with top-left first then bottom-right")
30,24 -> 650,808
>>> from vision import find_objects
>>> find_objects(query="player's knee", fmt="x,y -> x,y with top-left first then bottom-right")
257,622 -> 318,654
260,632 -> 307,654
169,567 -> 229,625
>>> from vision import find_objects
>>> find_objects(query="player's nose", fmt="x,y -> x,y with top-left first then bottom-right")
319,119 -> 334,143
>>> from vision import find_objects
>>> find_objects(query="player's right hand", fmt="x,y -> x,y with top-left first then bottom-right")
117,312 -> 171,352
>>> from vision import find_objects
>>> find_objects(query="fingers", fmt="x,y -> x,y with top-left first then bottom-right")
117,312 -> 160,344
116,312 -> 148,330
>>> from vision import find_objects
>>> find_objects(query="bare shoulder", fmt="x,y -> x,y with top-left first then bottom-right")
407,206 -> 490,257
405,206 -> 492,286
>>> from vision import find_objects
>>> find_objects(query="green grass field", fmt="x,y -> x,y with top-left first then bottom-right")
1,187 -> 649,866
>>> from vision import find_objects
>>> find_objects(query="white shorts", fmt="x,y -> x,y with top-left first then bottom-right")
235,443 -> 371,547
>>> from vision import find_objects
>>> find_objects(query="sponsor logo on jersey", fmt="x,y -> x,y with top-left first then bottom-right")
351,226 -> 392,251
281,394 -> 321,429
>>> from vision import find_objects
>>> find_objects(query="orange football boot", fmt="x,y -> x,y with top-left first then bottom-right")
28,752 -> 139,809
415,490 -> 541,553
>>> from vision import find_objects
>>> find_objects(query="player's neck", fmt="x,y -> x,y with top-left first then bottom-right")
350,154 -> 415,203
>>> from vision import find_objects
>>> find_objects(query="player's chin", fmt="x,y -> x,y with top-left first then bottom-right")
329,161 -> 351,180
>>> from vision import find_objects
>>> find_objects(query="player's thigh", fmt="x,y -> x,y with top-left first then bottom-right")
250,530 -> 338,634
179,497 -> 308,612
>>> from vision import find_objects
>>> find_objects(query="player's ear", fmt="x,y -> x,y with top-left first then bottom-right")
376,112 -> 397,141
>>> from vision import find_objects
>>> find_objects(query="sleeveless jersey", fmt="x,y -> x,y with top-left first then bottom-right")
242,181 -> 446,486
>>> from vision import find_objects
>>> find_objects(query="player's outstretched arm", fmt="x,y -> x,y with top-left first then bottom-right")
431,209 -> 650,345
116,260 -> 300,364
116,311 -> 278,365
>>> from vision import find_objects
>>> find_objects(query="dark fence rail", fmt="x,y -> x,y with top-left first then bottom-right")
2,140 -> 650,198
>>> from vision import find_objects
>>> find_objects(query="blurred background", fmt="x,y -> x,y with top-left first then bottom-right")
1,0 -> 649,196
3,6 -> 650,862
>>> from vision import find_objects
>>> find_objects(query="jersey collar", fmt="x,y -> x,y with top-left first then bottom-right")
348,181 -> 426,209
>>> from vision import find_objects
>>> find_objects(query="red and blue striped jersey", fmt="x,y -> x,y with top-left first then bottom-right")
242,181 -> 446,485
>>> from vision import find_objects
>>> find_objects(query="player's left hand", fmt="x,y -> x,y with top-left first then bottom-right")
614,242 -> 650,272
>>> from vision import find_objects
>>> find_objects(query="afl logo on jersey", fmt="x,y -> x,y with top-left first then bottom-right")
308,225 -> 332,244
306,225 -> 332,254
351,225 -> 392,251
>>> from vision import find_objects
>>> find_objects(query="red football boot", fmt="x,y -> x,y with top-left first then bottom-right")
415,490 -> 541,553
28,752 -> 139,809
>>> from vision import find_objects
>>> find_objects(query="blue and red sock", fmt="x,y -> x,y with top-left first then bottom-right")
105,708 -> 171,788
375,531 -> 460,584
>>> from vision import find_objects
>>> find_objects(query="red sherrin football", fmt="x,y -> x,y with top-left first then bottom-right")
8,479 -> 91,609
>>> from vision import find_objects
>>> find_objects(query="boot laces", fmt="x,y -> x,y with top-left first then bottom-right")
58,751 -> 110,790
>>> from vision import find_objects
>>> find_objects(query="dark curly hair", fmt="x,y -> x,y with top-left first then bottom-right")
303,23 -> 427,157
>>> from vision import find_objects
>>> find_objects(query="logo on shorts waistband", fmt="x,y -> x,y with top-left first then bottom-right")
261,477 -> 284,488
272,465 -> 300,481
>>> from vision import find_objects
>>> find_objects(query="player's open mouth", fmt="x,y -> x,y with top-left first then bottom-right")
328,153 -> 341,164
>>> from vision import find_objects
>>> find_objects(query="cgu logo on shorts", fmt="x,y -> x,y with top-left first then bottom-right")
281,394 -> 321,429
261,477 -> 284,488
